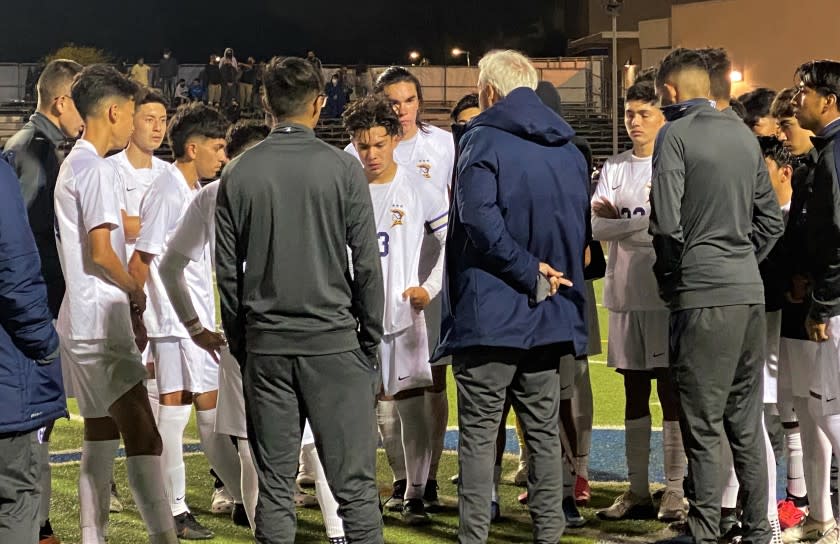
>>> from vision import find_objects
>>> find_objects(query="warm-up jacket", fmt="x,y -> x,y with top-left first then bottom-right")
649,99 -> 784,310
0,155 -> 65,434
432,87 -> 590,360
804,119 -> 840,321
215,124 -> 384,362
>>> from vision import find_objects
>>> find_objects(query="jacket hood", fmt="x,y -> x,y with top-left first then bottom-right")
466,87 -> 576,146
661,98 -> 716,122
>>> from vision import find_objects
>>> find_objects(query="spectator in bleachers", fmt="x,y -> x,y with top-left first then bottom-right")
220,48 -> 239,109
307,50 -> 323,73
174,78 -> 189,106
202,54 -> 222,106
159,48 -> 180,105
323,72 -> 350,118
129,57 -> 151,87
239,58 -> 256,111
354,63 -> 371,98
188,78 -> 204,102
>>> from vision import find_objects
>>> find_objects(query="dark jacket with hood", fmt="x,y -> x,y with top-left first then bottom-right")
432,87 -> 590,360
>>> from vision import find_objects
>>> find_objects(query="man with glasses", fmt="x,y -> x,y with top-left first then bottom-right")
4,58 -> 84,544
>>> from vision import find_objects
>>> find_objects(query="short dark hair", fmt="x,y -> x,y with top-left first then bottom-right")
71,64 -> 139,120
698,48 -> 732,100
450,93 -> 479,122
795,60 -> 840,101
225,120 -> 269,158
374,66 -> 427,131
343,95 -> 402,138
167,103 -> 229,159
625,80 -> 657,104
135,87 -> 167,108
262,56 -> 324,121
738,88 -> 776,128
758,135 -> 793,169
771,87 -> 798,119
633,67 -> 657,85
655,48 -> 708,89
729,98 -> 747,120
37,59 -> 83,105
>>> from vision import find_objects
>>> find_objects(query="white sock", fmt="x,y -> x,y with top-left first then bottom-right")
302,442 -> 345,538
396,396 -> 431,500
196,408 -> 243,503
38,441 -> 51,525
158,405 -> 192,516
377,399 -> 407,481
491,465 -> 501,503
795,396 -> 832,521
126,455 -> 177,538
720,441 -> 739,509
573,359 -> 593,479
784,427 -> 807,498
763,415 -> 779,519
625,416 -> 651,497
238,438 -> 258,532
575,455 -> 589,482
146,378 -> 160,425
424,390 -> 448,481
80,440 -> 117,544
811,401 -> 840,521
662,420 -> 685,494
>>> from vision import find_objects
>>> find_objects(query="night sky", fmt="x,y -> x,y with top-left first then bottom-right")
1,0 -> 569,66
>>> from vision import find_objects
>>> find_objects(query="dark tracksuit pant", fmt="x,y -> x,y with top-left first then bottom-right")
243,349 -> 383,544
670,305 -> 770,544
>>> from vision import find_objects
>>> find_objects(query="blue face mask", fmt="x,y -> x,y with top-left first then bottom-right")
661,98 -> 716,122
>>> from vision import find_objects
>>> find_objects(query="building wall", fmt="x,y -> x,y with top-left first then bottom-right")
670,0 -> 839,92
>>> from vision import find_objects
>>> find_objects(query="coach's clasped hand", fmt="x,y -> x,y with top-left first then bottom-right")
806,318 -> 830,342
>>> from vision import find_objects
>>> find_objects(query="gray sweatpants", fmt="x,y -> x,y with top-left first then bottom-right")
670,305 -> 770,544
453,344 -> 572,544
243,348 -> 383,544
0,429 -> 41,544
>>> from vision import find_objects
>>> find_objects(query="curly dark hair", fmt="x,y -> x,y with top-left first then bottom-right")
167,102 -> 228,159
758,135 -> 793,169
342,95 -> 403,138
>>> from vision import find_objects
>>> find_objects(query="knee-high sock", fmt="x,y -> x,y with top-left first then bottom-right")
301,442 -> 345,539
784,427 -> 806,499
80,440 -> 117,544
626,416 -> 651,497
763,415 -> 779,520
424,390 -> 448,481
491,465 -> 501,503
662,420 -> 686,494
237,438 -> 258,532
396,396 -> 431,500
158,405 -> 192,516
515,412 -> 527,467
146,378 -> 160,425
38,441 -> 51,526
810,398 -> 840,521
573,359 -> 593,480
196,409 -> 242,503
720,440 -> 739,509
126,455 -> 177,540
376,400 -> 406,481
795,396 -> 832,521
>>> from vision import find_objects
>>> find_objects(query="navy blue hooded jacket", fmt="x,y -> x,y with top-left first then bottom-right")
0,154 -> 66,434
432,87 -> 590,360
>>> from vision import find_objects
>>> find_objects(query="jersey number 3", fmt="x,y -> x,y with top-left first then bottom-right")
378,232 -> 390,257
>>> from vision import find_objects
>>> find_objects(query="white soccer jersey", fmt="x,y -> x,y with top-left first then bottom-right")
54,139 -> 134,340
369,166 -> 448,335
591,150 -> 664,312
109,150 -> 169,256
167,180 -> 219,268
135,164 -> 215,338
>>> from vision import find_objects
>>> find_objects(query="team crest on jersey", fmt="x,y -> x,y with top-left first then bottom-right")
391,208 -> 406,227
417,161 -> 432,179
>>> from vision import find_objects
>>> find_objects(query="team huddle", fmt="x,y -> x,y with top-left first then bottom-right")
2,43 -> 840,544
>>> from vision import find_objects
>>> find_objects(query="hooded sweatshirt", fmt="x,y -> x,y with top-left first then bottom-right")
432,87 -> 590,359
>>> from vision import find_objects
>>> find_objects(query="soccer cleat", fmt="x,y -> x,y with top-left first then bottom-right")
384,479 -> 407,512
490,500 -> 501,523
174,512 -> 214,540
518,490 -> 528,505
210,486 -> 235,514
329,538 -> 348,544
231,502 -> 249,528
450,473 -> 459,485
514,461 -> 529,487
401,498 -> 431,525
574,475 -> 591,506
778,499 -> 807,530
109,480 -> 123,513
771,517 -> 784,544
596,490 -> 656,520
294,485 -> 319,508
296,465 -> 316,488
423,479 -> 441,511
38,519 -> 60,544
782,516 -> 837,544
816,527 -> 840,544
657,488 -> 688,522
563,496 -> 587,528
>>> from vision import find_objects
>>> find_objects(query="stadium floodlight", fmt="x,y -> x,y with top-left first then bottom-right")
451,48 -> 471,67
409,51 -> 421,65
730,70 -> 743,82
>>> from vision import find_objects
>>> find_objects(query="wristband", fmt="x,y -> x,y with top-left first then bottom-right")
185,320 -> 204,337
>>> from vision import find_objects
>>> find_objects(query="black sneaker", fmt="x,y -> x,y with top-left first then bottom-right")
231,502 -> 249,528
402,498 -> 431,525
384,479 -> 406,512
563,496 -> 586,528
719,509 -> 742,543
174,512 -> 214,540
329,538 -> 347,544
423,480 -> 441,511
39,519 -> 60,543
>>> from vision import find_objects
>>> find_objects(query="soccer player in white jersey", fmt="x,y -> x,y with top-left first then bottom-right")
342,65 -> 455,511
53,64 -> 177,544
343,95 -> 448,524
591,79 -> 687,522
128,103 -> 239,540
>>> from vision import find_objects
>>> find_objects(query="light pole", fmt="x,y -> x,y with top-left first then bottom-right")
604,0 -> 624,156
408,51 -> 421,66
452,48 -> 471,67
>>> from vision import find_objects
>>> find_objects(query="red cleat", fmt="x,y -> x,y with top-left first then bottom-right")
777,499 -> 807,530
575,475 -> 591,506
